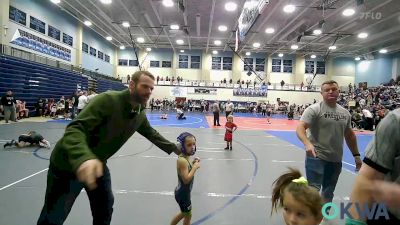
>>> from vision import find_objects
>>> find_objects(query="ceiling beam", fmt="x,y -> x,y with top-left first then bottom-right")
61,0 -> 124,47
149,0 -> 175,51
205,0 -> 216,54
271,0 -> 354,56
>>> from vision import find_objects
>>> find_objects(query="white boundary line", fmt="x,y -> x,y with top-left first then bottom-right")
0,168 -> 48,191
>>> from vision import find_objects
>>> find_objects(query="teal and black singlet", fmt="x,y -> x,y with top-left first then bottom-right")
174,156 -> 193,213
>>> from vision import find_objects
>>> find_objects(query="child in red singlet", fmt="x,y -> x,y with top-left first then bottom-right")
224,115 -> 237,150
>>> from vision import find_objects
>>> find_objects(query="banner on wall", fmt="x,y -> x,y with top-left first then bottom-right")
233,87 -> 267,97
10,29 -> 71,61
188,88 -> 217,95
170,86 -> 188,97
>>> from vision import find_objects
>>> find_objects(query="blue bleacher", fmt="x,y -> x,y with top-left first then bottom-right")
0,55 -> 87,114
0,55 -> 126,115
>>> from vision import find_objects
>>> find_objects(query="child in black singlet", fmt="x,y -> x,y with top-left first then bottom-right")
170,132 -> 200,225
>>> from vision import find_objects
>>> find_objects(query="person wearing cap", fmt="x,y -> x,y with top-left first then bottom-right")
170,132 -> 200,225
37,71 -> 180,225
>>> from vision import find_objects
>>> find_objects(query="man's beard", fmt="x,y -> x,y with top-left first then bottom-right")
132,91 -> 147,105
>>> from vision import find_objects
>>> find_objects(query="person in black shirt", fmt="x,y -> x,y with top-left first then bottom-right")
1,90 -> 17,123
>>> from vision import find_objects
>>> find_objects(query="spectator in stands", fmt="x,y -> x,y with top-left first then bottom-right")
229,79 -> 232,84
127,74 -> 130,84
280,80 -> 285,88
1,90 -> 17,123
71,91 -> 79,119
301,82 -> 304,90
87,90 -> 98,103
18,101 -> 29,119
362,107 -> 374,131
156,75 -> 160,84
348,83 -> 352,93
36,97 -> 45,117
78,91 -> 88,114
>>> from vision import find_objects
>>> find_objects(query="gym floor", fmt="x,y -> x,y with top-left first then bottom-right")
0,112 -> 373,225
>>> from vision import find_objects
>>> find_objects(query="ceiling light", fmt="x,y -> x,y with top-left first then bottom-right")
180,50 -> 185,53
170,24 -> 180,30
162,0 -> 174,7
245,52 -> 251,56
106,36 -> 112,41
329,45 -> 337,50
342,8 -> 355,16
122,21 -> 130,27
146,48 -> 152,51
278,53 -> 284,57
214,40 -> 222,45
120,46 -> 125,50
311,54 -> 316,59
291,44 -> 299,50
218,25 -> 228,32
283,4 -> 295,13
84,21 -> 92,26
265,28 -> 275,34
137,37 -> 145,43
379,49 -> 388,54
176,39 -> 184,45
355,57 -> 361,61
99,0 -> 112,4
50,0 -> 61,4
225,2 -> 237,11
313,29 -> 322,35
358,33 -> 368,38
253,42 -> 261,48
212,50 -> 218,54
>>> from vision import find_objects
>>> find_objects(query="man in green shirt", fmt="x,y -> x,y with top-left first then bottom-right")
37,71 -> 180,225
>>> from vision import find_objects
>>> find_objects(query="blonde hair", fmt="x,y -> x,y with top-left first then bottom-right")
271,168 -> 322,221
227,115 -> 234,120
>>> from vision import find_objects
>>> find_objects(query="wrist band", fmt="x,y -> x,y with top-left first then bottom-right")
353,153 -> 361,157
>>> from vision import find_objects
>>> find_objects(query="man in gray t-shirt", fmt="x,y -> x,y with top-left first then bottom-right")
349,109 -> 400,224
296,80 -> 362,203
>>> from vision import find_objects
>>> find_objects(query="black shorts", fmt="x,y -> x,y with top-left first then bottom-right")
18,135 -> 38,144
175,191 -> 192,214
266,111 -> 271,116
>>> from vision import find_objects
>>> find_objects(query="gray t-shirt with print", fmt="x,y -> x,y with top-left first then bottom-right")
300,101 -> 352,162
364,109 -> 400,219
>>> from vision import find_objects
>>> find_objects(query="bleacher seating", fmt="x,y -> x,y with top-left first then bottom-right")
0,54 -> 88,113
97,78 -> 126,93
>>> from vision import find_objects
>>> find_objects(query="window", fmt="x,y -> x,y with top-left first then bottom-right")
105,54 -> 110,63
162,61 -> 172,68
98,51 -> 104,60
305,60 -> 315,74
283,60 -> 292,73
178,55 -> 189,68
150,60 -> 160,67
272,59 -> 281,72
316,61 -> 325,74
243,58 -> 253,71
118,59 -> 128,66
223,57 -> 232,70
255,58 -> 265,71
212,57 -> 222,70
129,60 -> 138,67
89,47 -> 96,57
191,56 -> 201,69
82,42 -> 88,53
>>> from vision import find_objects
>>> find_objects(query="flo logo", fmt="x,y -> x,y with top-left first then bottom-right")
322,202 -> 389,220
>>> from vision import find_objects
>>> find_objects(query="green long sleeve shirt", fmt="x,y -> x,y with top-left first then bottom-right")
50,89 -> 178,172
